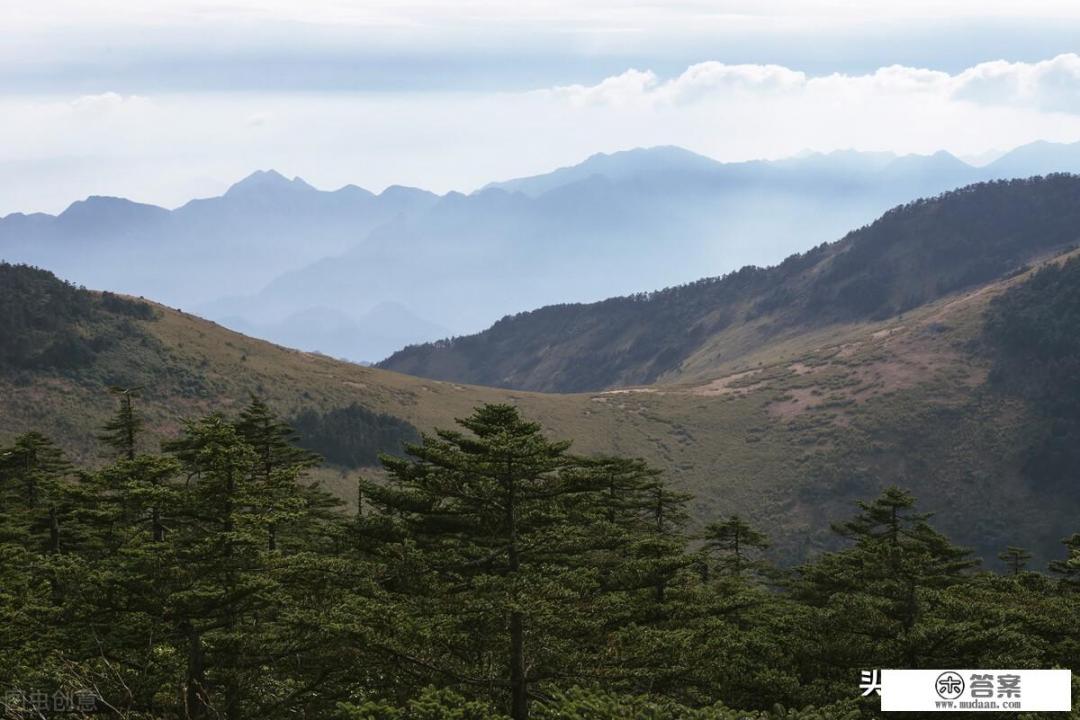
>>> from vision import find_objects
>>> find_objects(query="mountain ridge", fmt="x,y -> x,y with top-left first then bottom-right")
379,175 -> 1080,391
5,140 -> 1080,364
10,139 -> 1077,222
4,240 -> 1080,564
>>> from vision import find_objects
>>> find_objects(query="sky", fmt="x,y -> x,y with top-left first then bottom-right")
4,0 -> 1080,215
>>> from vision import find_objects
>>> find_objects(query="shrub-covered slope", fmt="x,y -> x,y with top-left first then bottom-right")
2,246 -> 1079,566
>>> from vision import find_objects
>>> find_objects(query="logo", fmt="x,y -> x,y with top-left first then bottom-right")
879,669 -> 1070,712
935,671 -> 965,700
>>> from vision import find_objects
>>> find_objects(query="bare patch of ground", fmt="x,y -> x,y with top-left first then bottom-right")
872,325 -> 904,339
600,387 -> 658,395
689,369 -> 764,396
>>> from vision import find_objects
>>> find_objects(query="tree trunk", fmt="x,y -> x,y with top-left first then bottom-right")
49,506 -> 60,554
184,622 -> 206,719
226,671 -> 240,720
505,456 -> 528,720
509,610 -> 528,720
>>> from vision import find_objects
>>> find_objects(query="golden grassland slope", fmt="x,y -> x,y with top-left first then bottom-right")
3,250 -> 1076,562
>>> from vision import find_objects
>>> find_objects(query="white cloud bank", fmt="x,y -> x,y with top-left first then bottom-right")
549,54 -> 1080,113
4,55 -> 1080,215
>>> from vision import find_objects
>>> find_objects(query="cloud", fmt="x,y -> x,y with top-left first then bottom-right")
666,62 -> 806,102
951,54 -> 1080,113
551,69 -> 659,108
6,55 -> 1080,216
550,54 -> 1080,115
68,91 -> 152,115
551,62 -> 807,107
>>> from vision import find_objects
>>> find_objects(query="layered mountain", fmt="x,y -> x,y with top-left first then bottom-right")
5,173 -> 1080,566
201,144 -> 1036,350
0,170 -> 439,353
6,141 -> 1080,363
379,175 -> 1080,392
2,250 -> 1078,567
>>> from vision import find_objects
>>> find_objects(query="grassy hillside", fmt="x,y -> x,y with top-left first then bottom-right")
380,175 -> 1080,392
2,250 -> 1077,567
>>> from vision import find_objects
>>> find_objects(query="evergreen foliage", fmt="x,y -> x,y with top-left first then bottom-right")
984,255 -> 1080,495
99,386 -> 144,460
703,514 -> 771,578
290,402 -> 420,468
1,398 -> 1079,719
999,546 -> 1033,576
0,263 -> 156,374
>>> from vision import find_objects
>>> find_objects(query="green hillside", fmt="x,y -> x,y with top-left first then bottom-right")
2,241 -> 1078,566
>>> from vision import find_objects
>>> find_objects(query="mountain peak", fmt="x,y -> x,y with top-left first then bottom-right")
56,195 -> 170,226
984,139 -> 1080,177
486,145 -> 722,197
225,169 -> 316,197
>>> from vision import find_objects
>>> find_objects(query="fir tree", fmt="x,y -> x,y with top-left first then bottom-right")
580,456 -> 691,609
99,386 -> 144,461
703,515 -> 770,579
3,397 -> 1080,719
0,432 -> 73,552
997,545 -> 1032,576
165,415 -> 270,718
1050,533 -> 1080,589
366,404 -> 608,720
233,395 -> 321,551
94,386 -> 176,542
796,486 -> 980,677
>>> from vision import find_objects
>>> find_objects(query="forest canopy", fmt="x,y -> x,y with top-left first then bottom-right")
0,263 -> 156,374
2,393 -> 1078,719
984,255 -> 1080,494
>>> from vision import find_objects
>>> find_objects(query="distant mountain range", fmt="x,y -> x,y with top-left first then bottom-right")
3,140 -> 1080,362
6,175 -> 1080,564
379,174 -> 1080,391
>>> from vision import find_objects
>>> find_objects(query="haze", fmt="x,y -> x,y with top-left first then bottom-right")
5,1 -> 1080,215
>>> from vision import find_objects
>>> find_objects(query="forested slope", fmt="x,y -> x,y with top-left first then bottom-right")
3,243 -> 1080,568
380,176 -> 1080,392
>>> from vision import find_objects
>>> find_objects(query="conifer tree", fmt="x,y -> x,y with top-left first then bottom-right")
6,396 -> 1080,718
235,395 -> 320,479
0,432 -> 73,552
1050,533 -> 1080,589
164,411 -> 354,719
639,468 -> 693,600
99,386 -> 144,460
233,395 -> 321,551
998,545 -> 1032,576
164,415 -> 270,718
703,515 -> 770,579
366,404 -> 609,720
0,433 -> 73,689
580,456 -> 691,610
93,386 -> 177,543
795,487 -> 980,680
